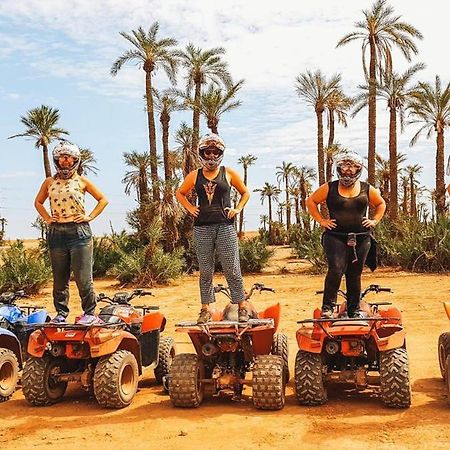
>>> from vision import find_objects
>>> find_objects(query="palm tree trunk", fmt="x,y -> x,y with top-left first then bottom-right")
191,82 -> 201,167
42,144 -> 52,178
326,110 -> 335,182
145,70 -> 159,202
402,184 -> 408,214
367,37 -> 377,186
436,130 -> 446,215
238,167 -> 247,237
316,110 -> 325,185
409,174 -> 416,218
294,196 -> 300,224
161,114 -> 170,182
388,107 -> 398,220
285,177 -> 290,230
268,196 -> 273,240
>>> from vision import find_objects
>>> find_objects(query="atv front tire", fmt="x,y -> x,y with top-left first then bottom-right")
94,350 -> 139,409
252,354 -> 285,410
169,353 -> 204,408
272,333 -> 290,384
0,348 -> 19,402
438,332 -> 450,379
22,357 -> 68,406
154,336 -> 176,390
294,350 -> 327,406
380,347 -> 411,408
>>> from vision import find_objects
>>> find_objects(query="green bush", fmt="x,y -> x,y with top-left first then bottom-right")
290,225 -> 326,273
239,237 -> 274,273
0,241 -> 52,294
269,221 -> 287,245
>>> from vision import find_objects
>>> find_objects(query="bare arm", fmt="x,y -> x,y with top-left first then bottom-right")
305,183 -> 336,230
73,176 -> 109,223
34,178 -> 56,224
226,167 -> 250,219
175,170 -> 199,217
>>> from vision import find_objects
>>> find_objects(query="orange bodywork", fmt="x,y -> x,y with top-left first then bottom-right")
177,303 -> 281,356
142,312 -> 166,333
444,302 -> 450,321
296,308 -> 405,354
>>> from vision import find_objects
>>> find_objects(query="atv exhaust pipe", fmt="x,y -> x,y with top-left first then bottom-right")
325,340 -> 340,355
202,343 -> 219,357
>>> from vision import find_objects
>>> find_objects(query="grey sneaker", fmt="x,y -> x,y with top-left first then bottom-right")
76,314 -> 103,325
350,310 -> 368,319
50,314 -> 67,324
238,306 -> 249,323
321,307 -> 334,319
197,308 -> 212,324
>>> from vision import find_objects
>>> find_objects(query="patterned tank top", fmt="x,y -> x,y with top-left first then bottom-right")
48,175 -> 85,220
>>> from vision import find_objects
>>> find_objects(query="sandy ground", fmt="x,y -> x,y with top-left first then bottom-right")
1,246 -> 450,450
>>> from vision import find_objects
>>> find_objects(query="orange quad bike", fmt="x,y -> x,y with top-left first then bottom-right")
295,284 -> 411,408
22,289 -> 175,408
169,283 -> 288,410
438,301 -> 450,405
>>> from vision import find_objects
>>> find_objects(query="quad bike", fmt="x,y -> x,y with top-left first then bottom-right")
169,283 -> 288,410
22,289 -> 175,408
295,284 -> 411,408
0,290 -> 49,402
438,301 -> 450,405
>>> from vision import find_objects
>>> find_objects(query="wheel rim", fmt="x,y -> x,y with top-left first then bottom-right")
0,361 -> 14,392
120,364 -> 135,396
439,343 -> 447,372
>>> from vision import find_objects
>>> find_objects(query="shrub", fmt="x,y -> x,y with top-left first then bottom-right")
239,237 -> 274,273
269,221 -> 287,245
0,241 -> 52,294
290,226 -> 326,273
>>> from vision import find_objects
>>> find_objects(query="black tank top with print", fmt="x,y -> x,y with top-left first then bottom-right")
326,180 -> 369,233
194,166 -> 234,226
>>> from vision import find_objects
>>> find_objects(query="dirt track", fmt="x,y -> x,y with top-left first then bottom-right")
1,247 -> 450,450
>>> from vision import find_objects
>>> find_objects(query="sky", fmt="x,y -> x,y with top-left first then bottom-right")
0,0 -> 447,238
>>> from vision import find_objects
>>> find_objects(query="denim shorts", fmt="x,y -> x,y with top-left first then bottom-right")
48,222 -> 92,249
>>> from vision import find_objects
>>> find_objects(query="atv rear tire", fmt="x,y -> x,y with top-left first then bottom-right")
169,353 -> 204,408
438,332 -> 450,379
445,356 -> 450,406
94,350 -> 139,409
252,355 -> 285,410
22,357 -> 68,406
380,347 -> 411,408
294,350 -> 327,406
0,348 -> 19,402
272,333 -> 290,384
154,336 -> 176,390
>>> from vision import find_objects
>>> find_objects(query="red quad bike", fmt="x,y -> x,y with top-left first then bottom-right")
438,301 -> 450,405
295,284 -> 411,408
169,283 -> 288,410
22,289 -> 175,408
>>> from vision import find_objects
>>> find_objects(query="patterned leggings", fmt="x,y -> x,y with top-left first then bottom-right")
193,224 -> 245,304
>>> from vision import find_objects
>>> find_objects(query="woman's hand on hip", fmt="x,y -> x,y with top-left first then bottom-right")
319,218 -> 337,230
73,214 -> 92,223
188,206 -> 200,217
224,207 -> 240,219
362,218 -> 378,228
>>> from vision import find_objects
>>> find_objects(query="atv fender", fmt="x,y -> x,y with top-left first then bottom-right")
444,302 -> 450,321
27,309 -> 49,325
375,327 -> 406,351
296,328 -> 323,354
0,328 -> 22,367
142,312 -> 166,333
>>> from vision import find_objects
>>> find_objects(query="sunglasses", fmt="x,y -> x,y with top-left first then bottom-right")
202,147 -> 222,156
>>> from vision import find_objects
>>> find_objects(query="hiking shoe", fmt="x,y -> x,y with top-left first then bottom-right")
350,310 -> 368,319
197,308 -> 212,324
321,307 -> 334,319
50,314 -> 67,324
76,314 -> 103,325
238,306 -> 250,323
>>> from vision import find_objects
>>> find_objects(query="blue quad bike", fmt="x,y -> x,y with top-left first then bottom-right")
0,290 -> 50,402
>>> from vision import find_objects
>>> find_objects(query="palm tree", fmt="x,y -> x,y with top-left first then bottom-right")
260,214 -> 269,232
408,75 -> 450,215
122,151 -> 151,205
325,143 -> 347,182
154,89 -> 184,182
174,122 -> 195,177
178,44 -> 232,158
375,152 -> 407,209
254,183 -> 281,237
326,89 -> 352,149
111,23 -> 179,202
295,70 -> 342,185
198,80 -> 244,134
78,148 -> 98,176
293,166 -> 316,211
276,161 -> 295,230
400,174 -> 410,214
354,63 -> 424,219
337,0 -> 423,185
9,105 -> 69,177
237,154 -> 257,236
405,164 -> 422,218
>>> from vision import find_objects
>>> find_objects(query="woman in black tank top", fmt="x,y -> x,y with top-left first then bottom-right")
176,134 -> 250,324
306,152 -> 386,319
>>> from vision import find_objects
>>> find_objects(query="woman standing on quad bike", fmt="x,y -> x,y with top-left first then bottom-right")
176,134 -> 250,324
34,142 -> 108,325
306,151 -> 386,319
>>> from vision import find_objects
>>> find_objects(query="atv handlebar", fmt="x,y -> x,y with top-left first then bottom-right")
97,289 -> 154,305
0,290 -> 29,305
214,282 -> 275,300
315,285 -> 391,300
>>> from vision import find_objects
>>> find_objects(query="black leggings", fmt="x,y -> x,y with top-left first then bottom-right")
322,232 -> 371,316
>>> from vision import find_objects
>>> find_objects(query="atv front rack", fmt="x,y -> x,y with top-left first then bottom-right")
27,322 -> 125,330
176,318 -> 274,329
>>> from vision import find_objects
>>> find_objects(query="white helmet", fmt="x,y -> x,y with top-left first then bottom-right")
198,133 -> 225,170
334,151 -> 364,187
52,142 -> 81,179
